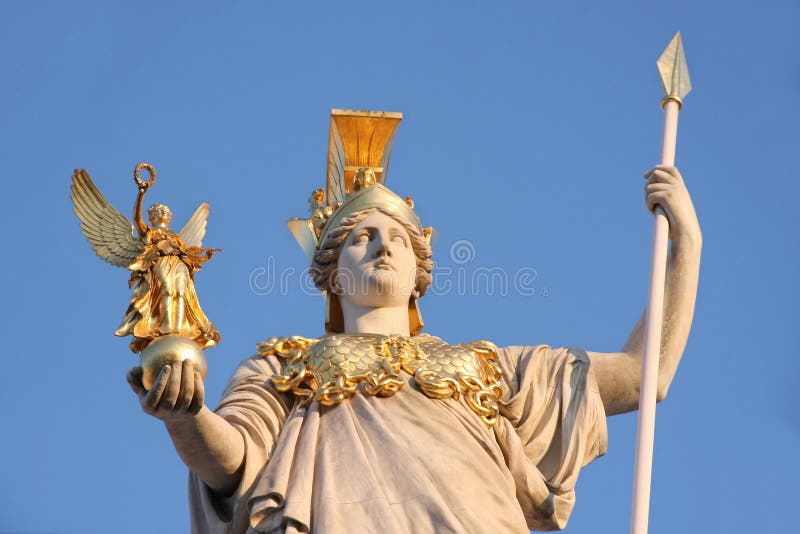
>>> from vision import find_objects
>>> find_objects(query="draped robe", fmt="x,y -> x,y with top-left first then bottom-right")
189,341 -> 608,533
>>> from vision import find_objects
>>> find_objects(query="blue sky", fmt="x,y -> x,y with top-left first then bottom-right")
1,1 -> 797,532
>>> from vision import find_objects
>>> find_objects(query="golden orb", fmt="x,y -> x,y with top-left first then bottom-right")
140,335 -> 208,390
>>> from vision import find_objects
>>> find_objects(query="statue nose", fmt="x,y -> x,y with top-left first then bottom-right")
374,240 -> 392,258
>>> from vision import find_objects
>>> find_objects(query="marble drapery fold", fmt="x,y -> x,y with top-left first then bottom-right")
189,342 -> 607,533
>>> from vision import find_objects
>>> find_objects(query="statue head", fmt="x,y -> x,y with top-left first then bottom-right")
287,110 -> 437,334
310,207 -> 433,332
148,203 -> 173,228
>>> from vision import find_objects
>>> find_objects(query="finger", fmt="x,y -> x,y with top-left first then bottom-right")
652,164 -> 681,176
157,360 -> 183,411
126,367 -> 146,396
645,182 -> 672,194
142,365 -> 171,413
188,371 -> 205,415
644,165 -> 683,182
177,359 -> 195,411
646,191 -> 672,213
645,169 -> 679,185
644,191 -> 669,211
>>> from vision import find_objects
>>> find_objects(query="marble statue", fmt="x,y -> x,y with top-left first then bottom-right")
122,110 -> 702,533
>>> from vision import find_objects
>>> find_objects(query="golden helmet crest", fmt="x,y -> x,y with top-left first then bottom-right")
287,110 -> 436,334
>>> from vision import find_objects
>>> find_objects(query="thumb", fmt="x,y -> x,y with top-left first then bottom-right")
126,367 -> 146,395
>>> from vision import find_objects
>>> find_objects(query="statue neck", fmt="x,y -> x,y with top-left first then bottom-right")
340,302 -> 410,337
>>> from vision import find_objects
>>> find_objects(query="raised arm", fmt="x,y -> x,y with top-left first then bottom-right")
132,185 -> 149,237
588,166 -> 702,416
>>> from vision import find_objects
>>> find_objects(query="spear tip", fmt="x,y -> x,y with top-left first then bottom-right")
657,32 -> 692,107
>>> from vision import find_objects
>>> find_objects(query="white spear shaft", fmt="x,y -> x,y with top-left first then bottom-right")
630,32 -> 691,534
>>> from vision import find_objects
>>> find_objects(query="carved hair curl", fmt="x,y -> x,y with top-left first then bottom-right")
310,208 -> 434,298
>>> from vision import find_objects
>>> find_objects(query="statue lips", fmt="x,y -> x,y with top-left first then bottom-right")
372,258 -> 395,271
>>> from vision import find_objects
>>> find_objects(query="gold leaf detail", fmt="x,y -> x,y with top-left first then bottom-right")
261,334 -> 503,426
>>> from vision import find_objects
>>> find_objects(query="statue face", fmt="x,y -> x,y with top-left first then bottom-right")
335,211 -> 417,309
148,204 -> 173,227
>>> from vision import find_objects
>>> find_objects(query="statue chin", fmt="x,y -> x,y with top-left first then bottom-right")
140,334 -> 208,390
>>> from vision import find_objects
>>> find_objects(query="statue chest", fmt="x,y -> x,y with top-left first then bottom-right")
258,334 -> 504,425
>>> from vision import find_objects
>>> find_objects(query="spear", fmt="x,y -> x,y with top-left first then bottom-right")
630,32 -> 692,534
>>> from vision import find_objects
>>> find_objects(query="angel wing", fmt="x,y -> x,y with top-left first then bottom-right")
70,169 -> 142,268
178,203 -> 209,248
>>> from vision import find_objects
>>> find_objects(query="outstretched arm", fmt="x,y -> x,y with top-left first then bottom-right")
127,361 -> 245,495
588,166 -> 702,416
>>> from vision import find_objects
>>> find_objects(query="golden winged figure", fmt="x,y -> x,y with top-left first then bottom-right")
70,163 -> 220,354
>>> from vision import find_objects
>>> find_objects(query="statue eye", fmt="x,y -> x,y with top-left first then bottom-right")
391,234 -> 408,246
352,231 -> 370,244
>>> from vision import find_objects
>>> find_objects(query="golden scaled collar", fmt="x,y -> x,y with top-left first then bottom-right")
257,334 -> 503,426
